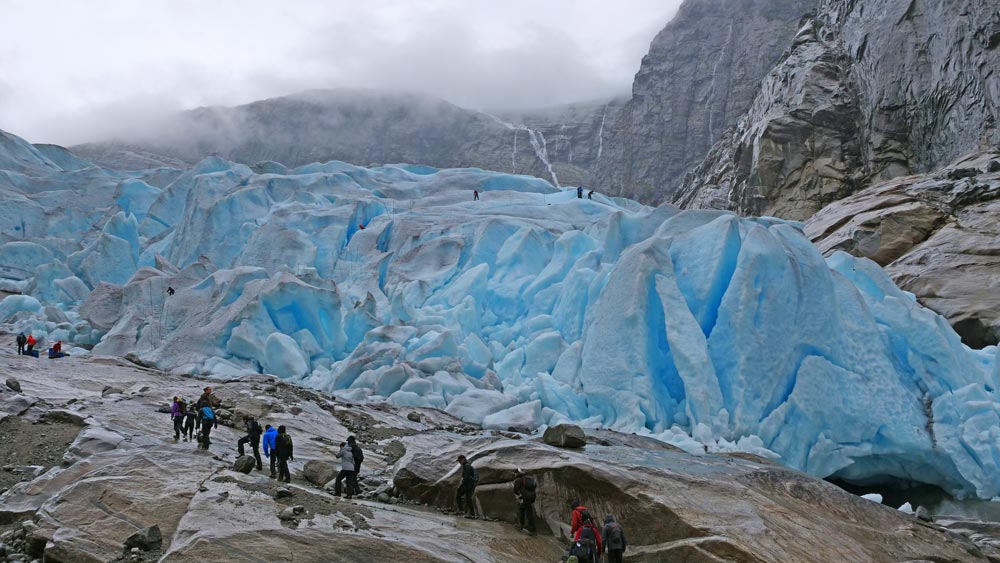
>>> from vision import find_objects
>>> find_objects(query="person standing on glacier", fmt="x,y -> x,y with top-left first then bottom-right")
199,404 -> 218,449
456,455 -> 478,517
577,186 -> 584,199
15,333 -> 26,355
237,415 -> 264,471
182,403 -> 198,441
513,468 -> 537,534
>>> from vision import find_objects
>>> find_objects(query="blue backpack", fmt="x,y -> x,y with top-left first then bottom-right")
202,406 -> 215,421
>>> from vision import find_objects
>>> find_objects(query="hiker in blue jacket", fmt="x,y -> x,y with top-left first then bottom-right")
199,405 -> 218,449
262,424 -> 279,478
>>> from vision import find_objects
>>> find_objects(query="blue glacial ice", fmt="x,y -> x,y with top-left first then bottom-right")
1,127 -> 1000,498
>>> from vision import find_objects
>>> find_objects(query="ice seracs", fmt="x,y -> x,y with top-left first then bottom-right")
1,127 -> 999,498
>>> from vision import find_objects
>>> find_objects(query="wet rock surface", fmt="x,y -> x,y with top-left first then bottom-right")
676,0 -> 1000,220
0,351 -> 998,562
807,150 -> 1000,346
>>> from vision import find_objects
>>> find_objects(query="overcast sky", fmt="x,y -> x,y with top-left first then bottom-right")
0,0 -> 681,145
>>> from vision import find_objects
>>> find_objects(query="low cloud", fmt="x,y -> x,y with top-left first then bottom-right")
0,0 -> 680,145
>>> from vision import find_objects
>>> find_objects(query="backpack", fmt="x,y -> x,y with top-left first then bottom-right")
352,443 -> 364,468
577,508 -> 592,526
605,522 -> 625,550
518,475 -> 537,502
572,525 -> 598,562
201,406 -> 215,421
565,557 -> 579,563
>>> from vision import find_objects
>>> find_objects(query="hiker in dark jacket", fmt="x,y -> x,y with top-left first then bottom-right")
237,415 -> 264,470
182,404 -> 198,441
274,425 -> 294,483
15,333 -> 26,355
513,468 -> 537,534
602,514 -> 628,563
170,397 -> 185,441
455,454 -> 478,517
334,439 -> 357,498
199,405 -> 218,449
348,435 -> 364,495
262,424 -> 278,478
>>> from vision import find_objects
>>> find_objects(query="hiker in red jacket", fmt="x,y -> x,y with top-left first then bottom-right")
570,500 -> 590,535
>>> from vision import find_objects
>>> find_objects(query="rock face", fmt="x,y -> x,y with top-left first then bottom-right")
394,436 -> 998,563
807,150 -> 1000,347
676,0 -> 1000,220
72,89 -> 619,189
4,347 -> 1000,562
593,0 -> 819,203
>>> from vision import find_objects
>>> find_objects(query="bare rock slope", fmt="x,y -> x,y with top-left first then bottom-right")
1,352 -> 998,562
807,150 -> 1000,347
675,0 -> 1000,220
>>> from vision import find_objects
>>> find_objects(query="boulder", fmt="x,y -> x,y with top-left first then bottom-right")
302,460 -> 338,487
542,424 -> 586,449
5,378 -> 20,393
123,525 -> 162,551
232,456 -> 256,474
101,386 -> 123,397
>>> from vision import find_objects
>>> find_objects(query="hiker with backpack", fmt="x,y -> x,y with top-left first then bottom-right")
237,415 -> 264,471
262,424 -> 279,478
199,404 -> 218,449
512,468 -> 537,534
568,511 -> 602,563
333,438 -> 357,499
455,454 -> 479,517
15,333 -> 26,355
570,501 -> 590,535
602,514 -> 628,563
182,403 -> 199,442
25,334 -> 37,357
170,397 -> 185,441
274,425 -> 294,483
348,435 -> 364,496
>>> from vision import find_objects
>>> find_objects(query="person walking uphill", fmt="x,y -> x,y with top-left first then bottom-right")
15,333 -> 26,355
262,424 -> 278,478
334,438 -> 357,499
237,415 -> 264,471
199,404 -> 218,449
569,511 -> 602,563
513,468 -> 537,534
602,514 -> 628,563
170,397 -> 185,441
274,425 -> 294,483
182,403 -> 198,442
455,455 -> 478,517
570,501 -> 590,535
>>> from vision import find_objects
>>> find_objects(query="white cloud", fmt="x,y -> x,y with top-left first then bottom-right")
0,0 -> 680,144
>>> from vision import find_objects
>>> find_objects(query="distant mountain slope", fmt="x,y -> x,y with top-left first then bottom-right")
592,0 -> 820,203
675,0 -> 1000,220
72,89 -> 622,189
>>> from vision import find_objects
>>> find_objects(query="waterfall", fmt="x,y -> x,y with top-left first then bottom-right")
706,20 -> 735,141
482,112 -> 561,187
596,104 -> 608,160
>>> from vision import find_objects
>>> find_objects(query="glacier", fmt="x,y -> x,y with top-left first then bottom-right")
2,128 -> 1000,498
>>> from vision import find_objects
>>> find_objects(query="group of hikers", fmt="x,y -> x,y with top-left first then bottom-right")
14,333 -> 65,359
168,387 -> 364,493
471,187 -> 596,202
456,456 -> 627,563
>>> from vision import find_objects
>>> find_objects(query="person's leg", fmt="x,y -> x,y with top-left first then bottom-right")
334,470 -> 345,496
237,435 -> 248,457
517,501 -> 526,529
353,465 -> 362,495
203,425 -> 212,448
252,439 -> 262,470
465,484 -> 477,516
455,486 -> 465,513
270,454 -> 277,477
280,458 -> 290,482
525,501 -> 536,533
611,550 -> 624,563
346,471 -> 357,499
